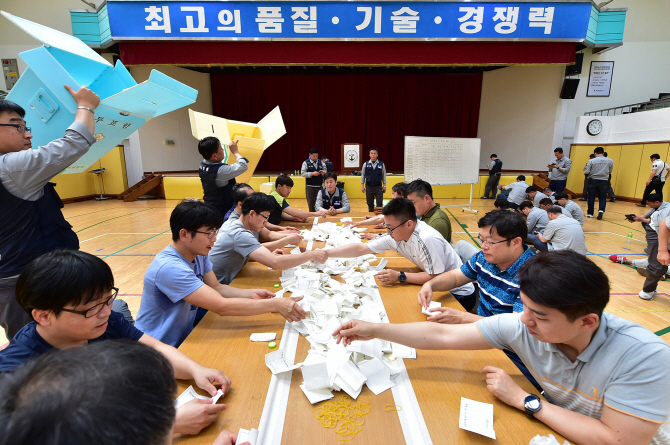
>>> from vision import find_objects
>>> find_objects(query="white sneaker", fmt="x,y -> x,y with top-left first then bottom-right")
586,214 -> 594,218
639,290 -> 656,301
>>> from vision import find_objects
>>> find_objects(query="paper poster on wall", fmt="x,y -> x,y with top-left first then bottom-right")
587,61 -> 614,97
343,144 -> 361,169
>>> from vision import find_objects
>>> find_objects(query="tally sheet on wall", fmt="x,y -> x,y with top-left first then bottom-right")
1,11 -> 198,174
189,107 -> 286,183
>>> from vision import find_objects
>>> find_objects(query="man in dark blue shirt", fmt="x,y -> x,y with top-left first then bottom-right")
0,249 -> 231,436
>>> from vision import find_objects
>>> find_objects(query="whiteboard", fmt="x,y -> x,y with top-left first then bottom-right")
404,136 -> 481,185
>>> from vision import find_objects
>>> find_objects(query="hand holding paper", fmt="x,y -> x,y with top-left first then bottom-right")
192,366 -> 231,396
277,296 -> 307,322
426,306 -> 466,324
212,429 -> 245,445
174,397 -> 227,435
334,319 -> 375,346
421,301 -> 442,316
417,282 -> 434,308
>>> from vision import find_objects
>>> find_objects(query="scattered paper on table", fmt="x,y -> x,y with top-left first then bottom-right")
265,349 -> 301,374
389,342 -> 417,360
250,333 -> 277,342
290,247 -> 302,255
357,358 -> 395,395
301,384 -> 334,404
422,301 -> 442,316
459,397 -> 496,440
236,427 -> 259,445
301,361 -> 330,390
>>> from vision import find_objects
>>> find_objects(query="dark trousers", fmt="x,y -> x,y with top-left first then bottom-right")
582,175 -> 589,199
453,283 -> 480,313
365,185 -> 384,212
641,181 -> 665,206
526,233 -> 548,251
306,186 -> 322,212
548,180 -> 566,193
587,179 -> 609,215
643,227 -> 668,293
606,181 -> 615,199
504,349 -> 544,393
484,174 -> 501,198
508,201 -> 519,210
0,275 -> 32,340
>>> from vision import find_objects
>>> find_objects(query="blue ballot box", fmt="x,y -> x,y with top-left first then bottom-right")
2,11 -> 198,174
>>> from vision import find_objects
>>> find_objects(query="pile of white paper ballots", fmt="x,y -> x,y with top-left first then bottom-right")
266,221 -> 416,404
299,221 -> 367,249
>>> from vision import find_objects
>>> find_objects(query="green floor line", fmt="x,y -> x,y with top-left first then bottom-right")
100,229 -> 171,259
68,207 -> 122,218
655,326 -> 670,337
597,218 -> 645,234
75,209 -> 153,233
445,208 -> 481,248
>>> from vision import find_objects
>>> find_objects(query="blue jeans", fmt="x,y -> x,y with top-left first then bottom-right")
548,180 -> 566,193
526,233 -> 548,251
587,179 -> 608,215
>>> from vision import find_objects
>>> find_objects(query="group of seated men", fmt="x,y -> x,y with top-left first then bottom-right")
0,89 -> 669,444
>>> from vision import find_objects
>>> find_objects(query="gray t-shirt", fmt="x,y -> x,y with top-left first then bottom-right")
526,207 -> 549,234
562,200 -> 584,226
542,214 -> 587,255
549,156 -> 572,181
506,181 -> 528,205
476,313 -> 670,444
584,156 -> 614,181
649,202 -> 670,233
532,193 -> 544,208
210,219 -> 262,284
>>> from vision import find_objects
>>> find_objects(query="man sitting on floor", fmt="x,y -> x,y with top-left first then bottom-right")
315,172 -> 351,215
519,201 -> 549,251
268,174 -> 327,225
327,199 -> 479,313
335,251 -> 670,445
525,186 -> 543,208
135,201 -> 306,347
499,175 -> 528,210
0,341 -> 246,445
536,206 -> 587,255
210,193 -> 328,285
539,197 -> 572,218
406,179 -> 453,243
542,187 -> 557,203
0,250 -> 232,436
555,192 -> 585,226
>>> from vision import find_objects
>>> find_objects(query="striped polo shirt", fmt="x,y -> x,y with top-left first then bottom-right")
460,246 -> 534,316
477,313 -> 670,444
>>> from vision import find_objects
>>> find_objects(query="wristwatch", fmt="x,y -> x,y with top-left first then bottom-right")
524,394 -> 542,418
398,272 -> 407,283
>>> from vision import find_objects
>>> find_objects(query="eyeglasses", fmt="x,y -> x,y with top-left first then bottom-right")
257,212 -> 270,221
195,230 -> 218,240
383,220 -> 409,234
0,123 -> 31,134
60,288 -> 119,318
477,236 -> 512,247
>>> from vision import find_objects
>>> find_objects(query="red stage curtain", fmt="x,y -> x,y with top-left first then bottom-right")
211,72 -> 482,172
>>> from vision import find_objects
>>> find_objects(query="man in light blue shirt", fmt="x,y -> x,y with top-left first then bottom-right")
136,201 -> 306,347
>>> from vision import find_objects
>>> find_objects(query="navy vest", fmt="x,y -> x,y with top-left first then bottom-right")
320,188 -> 344,209
490,159 -> 503,175
305,159 -> 325,186
199,161 -> 236,218
324,160 -> 334,173
364,160 -> 384,186
0,181 -> 79,278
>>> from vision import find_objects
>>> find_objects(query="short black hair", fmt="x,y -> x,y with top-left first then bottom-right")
232,183 -> 253,206
589,154 -> 595,159
406,179 -> 433,199
604,152 -> 608,157
494,198 -> 510,209
594,146 -> 604,154
382,198 -> 417,222
324,172 -> 338,182
170,201 -> 222,241
321,155 -> 328,160
0,100 -> 26,118
539,198 -> 553,207
555,192 -> 569,201
543,187 -> 552,193
0,341 -> 176,445
275,174 -> 294,188
370,147 -> 379,153
392,182 -> 407,197
519,251 -> 609,320
648,193 -> 663,203
525,186 -> 537,193
519,201 -> 534,211
516,175 -> 526,181
197,136 -> 220,159
553,147 -> 564,153
477,209 -> 527,241
16,250 -> 114,319
651,153 -> 661,160
241,192 -> 276,216
309,147 -> 319,154
490,154 -> 497,158
547,206 -> 564,216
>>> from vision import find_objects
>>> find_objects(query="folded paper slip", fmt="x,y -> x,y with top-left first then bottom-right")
174,385 -> 224,409
236,428 -> 259,445
459,397 -> 496,440
422,301 -> 442,316
250,333 -> 277,342
265,349 -> 301,374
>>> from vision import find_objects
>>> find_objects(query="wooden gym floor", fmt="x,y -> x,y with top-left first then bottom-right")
3,197 -> 670,345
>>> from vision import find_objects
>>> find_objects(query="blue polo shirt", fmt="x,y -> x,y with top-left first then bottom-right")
0,311 -> 143,373
460,246 -> 534,317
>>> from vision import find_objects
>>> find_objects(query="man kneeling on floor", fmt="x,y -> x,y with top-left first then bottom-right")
335,250 -> 670,445
0,250 -> 232,436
